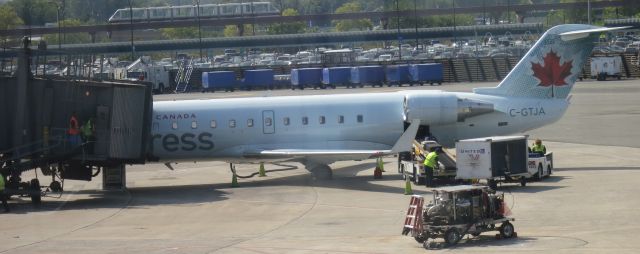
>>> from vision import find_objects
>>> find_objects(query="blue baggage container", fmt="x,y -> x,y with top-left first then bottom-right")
291,68 -> 323,89
385,64 -> 411,86
410,63 -> 443,85
202,71 -> 237,92
243,69 -> 274,90
322,67 -> 351,88
350,65 -> 385,87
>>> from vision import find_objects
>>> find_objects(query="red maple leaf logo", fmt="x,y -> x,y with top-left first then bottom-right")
531,50 -> 573,87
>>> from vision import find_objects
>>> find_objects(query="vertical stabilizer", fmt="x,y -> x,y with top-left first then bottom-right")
474,24 -> 626,99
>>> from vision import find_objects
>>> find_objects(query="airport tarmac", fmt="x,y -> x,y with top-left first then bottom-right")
2,79 -> 640,254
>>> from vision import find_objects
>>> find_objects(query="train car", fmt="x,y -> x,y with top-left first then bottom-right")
108,2 -> 280,23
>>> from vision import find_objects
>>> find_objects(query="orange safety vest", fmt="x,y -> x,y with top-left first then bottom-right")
68,115 -> 80,135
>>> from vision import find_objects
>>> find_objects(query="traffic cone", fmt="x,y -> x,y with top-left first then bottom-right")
258,162 -> 266,177
404,178 -> 413,195
231,173 -> 239,188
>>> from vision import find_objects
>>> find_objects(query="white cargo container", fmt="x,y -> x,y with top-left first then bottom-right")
456,136 -> 535,189
590,56 -> 622,81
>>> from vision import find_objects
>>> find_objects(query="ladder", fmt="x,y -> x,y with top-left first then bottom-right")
174,58 -> 193,93
402,195 -> 424,237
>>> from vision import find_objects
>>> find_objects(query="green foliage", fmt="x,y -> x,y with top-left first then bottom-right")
161,27 -> 199,39
333,2 -> 372,32
0,4 -> 23,30
223,24 -> 254,37
267,8 -> 305,35
42,19 -> 90,44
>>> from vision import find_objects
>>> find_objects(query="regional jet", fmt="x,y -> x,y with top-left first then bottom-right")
149,25 -> 624,178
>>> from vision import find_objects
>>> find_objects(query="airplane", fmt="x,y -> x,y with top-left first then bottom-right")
149,24 -> 625,179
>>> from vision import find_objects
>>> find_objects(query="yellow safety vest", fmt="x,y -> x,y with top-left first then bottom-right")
0,176 -> 5,191
532,144 -> 546,153
423,152 -> 438,168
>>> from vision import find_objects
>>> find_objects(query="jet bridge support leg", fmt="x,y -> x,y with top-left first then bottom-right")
102,164 -> 126,191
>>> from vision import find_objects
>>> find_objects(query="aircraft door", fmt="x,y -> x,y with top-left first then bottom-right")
262,110 -> 275,134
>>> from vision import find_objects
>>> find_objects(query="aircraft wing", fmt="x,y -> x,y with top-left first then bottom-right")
243,120 -> 420,160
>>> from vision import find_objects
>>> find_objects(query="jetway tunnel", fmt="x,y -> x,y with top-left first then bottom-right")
0,41 -> 153,200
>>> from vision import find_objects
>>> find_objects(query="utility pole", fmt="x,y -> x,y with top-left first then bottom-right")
128,0 -> 135,61
196,0 -> 202,61
414,0 -> 419,49
396,0 -> 401,60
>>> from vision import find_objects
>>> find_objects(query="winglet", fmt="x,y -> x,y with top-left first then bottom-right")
390,119 -> 420,154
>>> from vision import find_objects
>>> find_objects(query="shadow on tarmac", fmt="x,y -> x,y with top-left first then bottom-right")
425,235 -> 534,250
6,184 -> 230,214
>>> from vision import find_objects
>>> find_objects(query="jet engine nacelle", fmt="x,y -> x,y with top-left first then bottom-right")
403,93 -> 494,125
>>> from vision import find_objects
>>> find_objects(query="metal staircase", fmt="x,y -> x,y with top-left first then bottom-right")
174,58 -> 194,93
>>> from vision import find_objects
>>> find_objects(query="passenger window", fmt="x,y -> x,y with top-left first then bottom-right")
210,120 -> 217,128
229,119 -> 236,128
283,117 -> 290,126
338,115 -> 344,124
357,114 -> 363,123
247,119 -> 254,127
265,117 -> 273,126
302,116 -> 308,125
191,121 -> 198,129
319,116 -> 325,124
172,122 -> 178,129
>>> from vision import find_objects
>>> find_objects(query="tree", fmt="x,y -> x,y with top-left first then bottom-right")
42,19 -> 90,44
268,8 -> 305,35
8,0 -> 56,26
161,27 -> 199,39
0,5 -> 23,30
333,2 -> 372,32
223,24 -> 254,37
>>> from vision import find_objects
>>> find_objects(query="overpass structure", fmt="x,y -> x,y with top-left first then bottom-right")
0,0 -> 631,37
605,18 -> 640,29
0,23 -> 541,57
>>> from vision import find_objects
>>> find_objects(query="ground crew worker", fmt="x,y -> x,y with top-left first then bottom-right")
531,139 -> 546,156
81,117 -> 95,154
423,147 -> 439,187
68,112 -> 81,147
0,175 -> 9,212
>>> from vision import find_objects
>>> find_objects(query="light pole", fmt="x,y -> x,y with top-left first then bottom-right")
413,0 -> 418,50
453,0 -> 457,54
395,0 -> 401,60
195,0 -> 202,61
128,0 -> 135,61
49,1 -> 62,66
587,0 -> 591,24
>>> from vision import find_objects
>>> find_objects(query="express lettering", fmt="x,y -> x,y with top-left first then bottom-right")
151,132 -> 214,152
509,107 -> 545,117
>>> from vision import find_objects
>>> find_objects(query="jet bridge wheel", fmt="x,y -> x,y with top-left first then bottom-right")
30,178 -> 41,205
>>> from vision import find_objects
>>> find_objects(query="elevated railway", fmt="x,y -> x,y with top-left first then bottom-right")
0,24 -> 541,57
0,0 -> 632,37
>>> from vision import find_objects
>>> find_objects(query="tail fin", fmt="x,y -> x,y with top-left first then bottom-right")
474,24 -> 628,99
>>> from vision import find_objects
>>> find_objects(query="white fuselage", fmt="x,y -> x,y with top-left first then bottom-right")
149,90 -> 568,164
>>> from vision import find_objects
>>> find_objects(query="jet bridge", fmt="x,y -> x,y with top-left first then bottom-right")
0,38 -> 152,202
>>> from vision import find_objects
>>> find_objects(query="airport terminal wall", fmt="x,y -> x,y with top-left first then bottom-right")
0,76 -> 152,164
